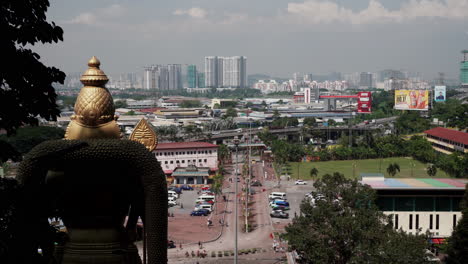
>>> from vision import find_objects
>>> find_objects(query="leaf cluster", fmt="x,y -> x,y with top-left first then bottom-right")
1,0 -> 65,135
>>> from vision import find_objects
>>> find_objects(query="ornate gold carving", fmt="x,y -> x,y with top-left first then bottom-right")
64,57 -> 120,139
129,119 -> 158,152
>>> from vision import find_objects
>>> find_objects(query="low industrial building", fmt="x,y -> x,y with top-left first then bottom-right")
361,174 -> 466,243
424,127 -> 468,154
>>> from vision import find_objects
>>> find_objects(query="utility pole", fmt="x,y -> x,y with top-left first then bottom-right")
233,136 -> 240,264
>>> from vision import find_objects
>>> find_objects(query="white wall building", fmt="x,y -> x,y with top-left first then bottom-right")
361,175 -> 466,240
153,142 -> 218,174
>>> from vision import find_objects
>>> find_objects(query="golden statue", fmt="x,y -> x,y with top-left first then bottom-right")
16,57 -> 167,264
65,56 -> 120,139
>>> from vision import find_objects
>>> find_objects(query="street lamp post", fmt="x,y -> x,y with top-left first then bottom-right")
246,119 -> 252,233
233,136 -> 240,264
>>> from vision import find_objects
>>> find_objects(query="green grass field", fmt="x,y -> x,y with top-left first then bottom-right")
288,157 -> 449,180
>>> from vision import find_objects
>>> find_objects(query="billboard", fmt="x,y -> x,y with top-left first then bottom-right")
394,90 -> 429,111
357,91 -> 372,113
434,86 -> 446,102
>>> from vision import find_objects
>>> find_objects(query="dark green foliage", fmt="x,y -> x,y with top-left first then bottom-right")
283,173 -> 430,263
270,117 -> 298,128
436,153 -> 468,178
179,100 -> 202,108
446,183 -> 468,263
387,163 -> 401,177
427,164 -> 437,177
0,0 -> 65,135
395,111 -> 430,134
114,100 -> 128,109
303,117 -> 316,127
271,140 -> 305,165
224,107 -> 238,118
0,126 -> 65,155
256,130 -> 278,146
432,99 -> 468,130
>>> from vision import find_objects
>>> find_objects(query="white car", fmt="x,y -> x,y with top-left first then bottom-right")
168,200 -> 177,207
295,180 -> 307,185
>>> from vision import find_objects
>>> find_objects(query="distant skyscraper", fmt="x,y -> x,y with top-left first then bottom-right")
461,50 -> 468,88
359,72 -> 373,88
205,56 -> 218,88
204,56 -> 247,88
167,64 -> 182,89
187,65 -> 197,88
197,72 -> 205,88
293,72 -> 301,82
217,57 -> 224,88
303,73 -> 313,82
222,56 -> 247,88
143,67 -> 153,90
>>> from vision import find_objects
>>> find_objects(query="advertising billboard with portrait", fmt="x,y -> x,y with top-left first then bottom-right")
434,86 -> 446,102
394,90 -> 429,110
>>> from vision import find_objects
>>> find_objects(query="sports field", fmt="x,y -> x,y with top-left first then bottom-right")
288,157 -> 449,180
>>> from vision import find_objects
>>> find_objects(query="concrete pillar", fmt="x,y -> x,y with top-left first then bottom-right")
184,177 -> 187,184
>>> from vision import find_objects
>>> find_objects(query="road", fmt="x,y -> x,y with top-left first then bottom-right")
167,155 -> 282,263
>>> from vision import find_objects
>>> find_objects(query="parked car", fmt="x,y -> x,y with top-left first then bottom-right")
295,180 -> 307,185
270,210 -> 289,218
195,199 -> 214,204
201,186 -> 210,191
270,200 -> 290,207
190,209 -> 209,216
168,191 -> 179,199
181,185 -> 194,190
168,187 -> 182,194
271,204 -> 290,211
251,181 -> 262,187
194,204 -> 212,212
168,240 -> 176,249
269,192 -> 287,200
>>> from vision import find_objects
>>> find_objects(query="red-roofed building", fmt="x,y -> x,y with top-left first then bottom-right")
153,142 -> 218,184
424,127 -> 468,154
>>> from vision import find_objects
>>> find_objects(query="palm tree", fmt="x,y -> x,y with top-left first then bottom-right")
386,163 -> 400,177
309,167 -> 319,180
427,164 -> 437,177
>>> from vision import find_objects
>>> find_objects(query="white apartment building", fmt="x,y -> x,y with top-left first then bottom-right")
205,56 -> 218,88
204,56 -> 247,88
361,174 -> 466,242
253,80 -> 280,94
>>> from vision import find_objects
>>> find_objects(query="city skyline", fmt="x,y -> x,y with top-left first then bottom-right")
33,0 -> 468,80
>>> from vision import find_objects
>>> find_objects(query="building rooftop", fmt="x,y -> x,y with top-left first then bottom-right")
361,177 -> 467,190
424,127 -> 468,145
155,142 -> 218,150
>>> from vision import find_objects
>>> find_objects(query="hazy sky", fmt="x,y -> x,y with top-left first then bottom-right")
34,0 -> 468,79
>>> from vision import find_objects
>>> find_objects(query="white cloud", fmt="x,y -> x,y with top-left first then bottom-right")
65,4 -> 126,25
286,0 -> 468,25
173,7 -> 208,19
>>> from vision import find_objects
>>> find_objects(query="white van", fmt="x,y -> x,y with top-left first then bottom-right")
198,195 -> 215,202
269,192 -> 286,200
194,204 -> 212,212
168,191 -> 179,199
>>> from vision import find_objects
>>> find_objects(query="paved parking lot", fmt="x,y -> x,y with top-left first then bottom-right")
267,179 -> 315,225
168,188 -> 199,216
